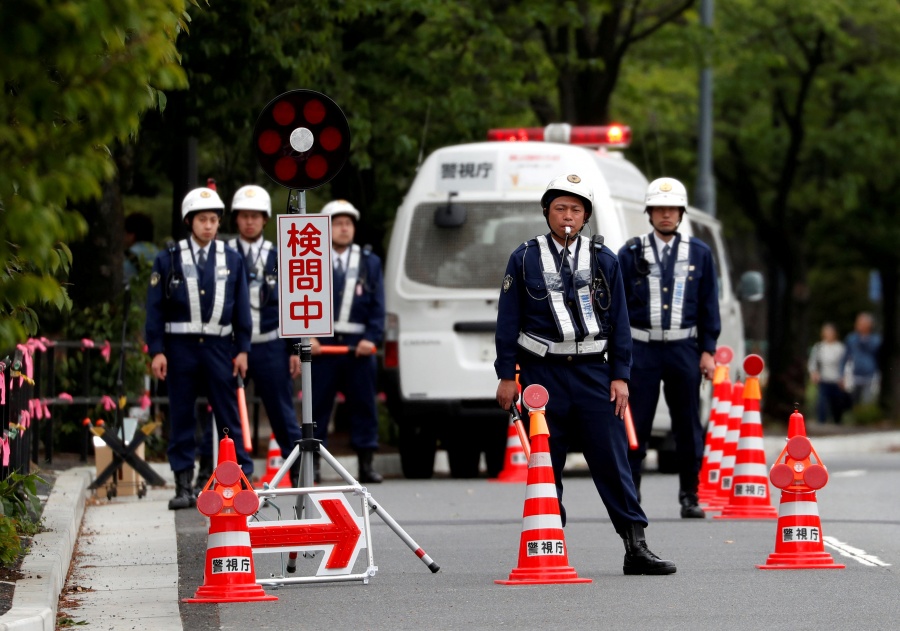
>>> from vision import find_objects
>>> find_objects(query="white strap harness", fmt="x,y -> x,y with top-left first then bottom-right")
334,244 -> 365,335
165,240 -> 230,336
516,235 -> 601,356
229,238 -> 275,342
631,233 -> 695,342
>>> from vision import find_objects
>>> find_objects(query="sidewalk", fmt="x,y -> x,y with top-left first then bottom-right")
1,432 -> 898,631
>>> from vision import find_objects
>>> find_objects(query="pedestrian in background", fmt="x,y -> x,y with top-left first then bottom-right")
309,200 -> 386,484
145,187 -> 253,509
617,177 -> 720,520
124,212 -> 159,283
808,322 -> 847,424
495,173 -> 675,576
842,312 -> 882,406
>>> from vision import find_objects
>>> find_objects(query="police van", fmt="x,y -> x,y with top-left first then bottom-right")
382,124 -> 762,478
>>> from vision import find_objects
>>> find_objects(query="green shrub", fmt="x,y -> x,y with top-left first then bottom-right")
0,472 -> 46,567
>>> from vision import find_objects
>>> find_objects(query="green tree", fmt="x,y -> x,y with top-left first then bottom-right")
0,0 -> 189,347
713,0 -> 900,418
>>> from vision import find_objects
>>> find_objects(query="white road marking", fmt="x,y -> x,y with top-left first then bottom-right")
824,536 -> 891,567
831,469 -> 867,478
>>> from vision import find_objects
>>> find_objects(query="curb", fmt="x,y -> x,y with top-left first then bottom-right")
0,468 -> 91,631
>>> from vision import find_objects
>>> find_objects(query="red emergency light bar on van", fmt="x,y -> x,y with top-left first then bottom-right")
486,123 -> 631,148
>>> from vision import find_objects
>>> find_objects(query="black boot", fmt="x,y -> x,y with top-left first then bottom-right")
357,450 -> 383,484
169,469 -> 197,510
679,491 -> 706,519
194,455 -> 213,497
621,523 -> 677,575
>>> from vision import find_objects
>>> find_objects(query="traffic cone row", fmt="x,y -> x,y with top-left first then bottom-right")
257,434 -> 291,489
698,366 -> 730,503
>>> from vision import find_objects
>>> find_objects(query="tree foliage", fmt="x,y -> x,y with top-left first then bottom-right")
0,0 -> 189,348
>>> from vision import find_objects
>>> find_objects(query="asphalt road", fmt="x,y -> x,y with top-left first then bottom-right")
177,453 -> 900,631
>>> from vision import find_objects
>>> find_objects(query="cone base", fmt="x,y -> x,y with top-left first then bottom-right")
757,551 -> 845,570
715,504 -> 778,520
489,470 -> 529,483
184,583 -> 279,603
496,564 -> 592,585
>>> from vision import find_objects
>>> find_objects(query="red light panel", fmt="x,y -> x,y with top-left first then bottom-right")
486,127 -> 544,142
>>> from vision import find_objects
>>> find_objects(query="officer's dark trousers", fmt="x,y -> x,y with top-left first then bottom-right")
520,359 -> 646,533
247,340 -> 303,458
311,353 -> 379,451
165,336 -> 254,476
628,339 -> 704,494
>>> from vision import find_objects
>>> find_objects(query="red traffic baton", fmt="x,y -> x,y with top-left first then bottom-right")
624,404 -> 639,450
235,375 -> 253,453
318,345 -> 355,354
509,404 -> 531,461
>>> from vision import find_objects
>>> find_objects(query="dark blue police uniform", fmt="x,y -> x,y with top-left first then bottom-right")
227,238 -> 302,463
617,232 -> 721,495
145,239 -> 254,475
495,233 -> 646,533
312,245 -> 385,451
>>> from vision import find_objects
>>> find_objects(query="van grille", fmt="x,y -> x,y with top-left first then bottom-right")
405,202 -> 546,289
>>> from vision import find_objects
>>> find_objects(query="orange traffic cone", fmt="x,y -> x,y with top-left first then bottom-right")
707,381 -> 744,511
716,355 -> 777,520
184,432 -> 278,603
490,417 -> 529,483
699,378 -> 731,505
257,434 -> 291,489
758,415 -> 844,570
496,384 -> 591,585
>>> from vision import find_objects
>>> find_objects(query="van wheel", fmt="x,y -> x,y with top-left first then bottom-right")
398,423 -> 437,479
447,443 -> 480,479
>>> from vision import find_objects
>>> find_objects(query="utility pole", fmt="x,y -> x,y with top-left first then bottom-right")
695,0 -> 716,216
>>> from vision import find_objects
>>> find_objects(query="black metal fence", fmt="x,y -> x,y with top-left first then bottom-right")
0,337 -> 275,478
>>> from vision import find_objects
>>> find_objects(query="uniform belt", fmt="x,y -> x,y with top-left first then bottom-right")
165,322 -> 233,336
630,326 -> 697,342
517,332 -> 608,357
334,322 -> 366,334
251,330 -> 279,343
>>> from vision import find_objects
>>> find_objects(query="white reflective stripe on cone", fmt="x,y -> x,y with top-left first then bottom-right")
736,437 -> 765,451
526,483 -> 557,500
208,531 -> 252,549
529,452 -> 552,468
779,501 -> 820,517
733,463 -> 769,477
523,514 -> 563,531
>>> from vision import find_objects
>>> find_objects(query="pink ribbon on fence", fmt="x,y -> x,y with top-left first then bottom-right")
32,399 -> 44,420
99,395 -> 117,412
57,392 -> 74,403
43,400 -> 51,418
0,372 -> 5,405
139,392 -> 151,410
0,435 -> 8,467
81,338 -> 95,350
100,340 -> 111,363
16,343 -> 34,386
19,410 -> 30,429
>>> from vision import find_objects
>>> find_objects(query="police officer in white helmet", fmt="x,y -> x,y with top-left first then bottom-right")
145,186 -> 254,509
495,174 -> 676,575
309,200 -> 386,483
617,177 -> 721,518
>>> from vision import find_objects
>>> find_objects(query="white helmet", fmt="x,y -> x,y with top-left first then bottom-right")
181,187 -> 225,220
645,177 -> 688,208
231,185 -> 272,217
540,174 -> 594,217
321,199 -> 360,221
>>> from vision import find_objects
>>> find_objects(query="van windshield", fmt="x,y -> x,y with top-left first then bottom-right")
405,202 -> 547,289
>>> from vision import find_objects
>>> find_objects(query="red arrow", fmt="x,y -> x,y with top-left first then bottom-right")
249,498 -> 362,569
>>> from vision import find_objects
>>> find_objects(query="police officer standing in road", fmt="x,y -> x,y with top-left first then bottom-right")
310,200 -> 386,484
146,186 -> 254,510
225,185 -> 303,485
617,177 -> 721,519
495,174 -> 676,576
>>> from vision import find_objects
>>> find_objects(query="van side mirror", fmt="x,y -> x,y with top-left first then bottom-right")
738,271 -> 764,302
434,192 -> 467,228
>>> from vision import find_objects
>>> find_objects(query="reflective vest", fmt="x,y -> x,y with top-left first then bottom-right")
229,238 -> 277,343
334,244 -> 365,335
164,240 -> 231,336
